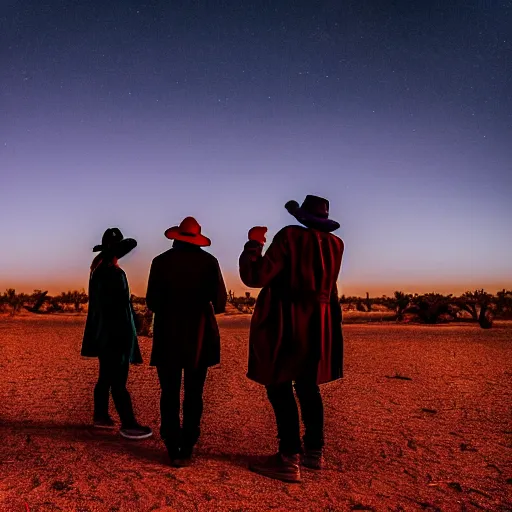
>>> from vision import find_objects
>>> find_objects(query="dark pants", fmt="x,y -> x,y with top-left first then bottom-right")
94,355 -> 137,428
156,366 -> 208,454
266,378 -> 324,456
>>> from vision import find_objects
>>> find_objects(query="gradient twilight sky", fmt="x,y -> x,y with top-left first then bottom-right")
1,0 -> 511,297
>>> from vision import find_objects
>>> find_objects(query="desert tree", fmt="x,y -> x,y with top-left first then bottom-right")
407,293 -> 457,324
381,291 -> 413,321
25,290 -> 49,313
57,289 -> 88,312
355,299 -> 366,312
364,292 -> 372,312
495,289 -> 512,318
47,297 -> 64,313
231,292 -> 256,313
133,308 -> 154,336
340,295 -> 366,310
457,289 -> 494,328
394,291 -> 412,321
3,289 -> 29,316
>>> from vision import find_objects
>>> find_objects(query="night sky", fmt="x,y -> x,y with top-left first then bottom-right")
1,0 -> 511,297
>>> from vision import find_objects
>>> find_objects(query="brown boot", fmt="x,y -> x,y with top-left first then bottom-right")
302,449 -> 323,470
249,453 -> 301,483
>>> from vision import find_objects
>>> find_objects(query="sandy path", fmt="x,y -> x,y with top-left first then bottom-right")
0,315 -> 511,511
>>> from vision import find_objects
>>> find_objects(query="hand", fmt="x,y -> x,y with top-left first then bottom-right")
248,226 -> 268,244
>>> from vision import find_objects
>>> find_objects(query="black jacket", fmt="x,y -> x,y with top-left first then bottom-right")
146,241 -> 227,368
82,262 -> 142,364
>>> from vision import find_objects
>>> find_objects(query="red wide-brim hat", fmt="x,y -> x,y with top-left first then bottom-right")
165,216 -> 211,247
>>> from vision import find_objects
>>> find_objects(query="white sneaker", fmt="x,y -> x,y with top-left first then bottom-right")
120,425 -> 153,440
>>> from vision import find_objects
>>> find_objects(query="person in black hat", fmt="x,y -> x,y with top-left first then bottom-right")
82,228 -> 152,440
239,195 -> 344,483
146,217 -> 227,467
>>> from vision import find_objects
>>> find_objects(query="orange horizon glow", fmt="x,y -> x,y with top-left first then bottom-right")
3,274 -> 511,299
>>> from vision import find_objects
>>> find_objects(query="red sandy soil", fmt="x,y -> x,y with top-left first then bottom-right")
0,314 -> 511,512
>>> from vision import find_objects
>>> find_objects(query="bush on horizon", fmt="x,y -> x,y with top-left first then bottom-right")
3,287 -> 511,329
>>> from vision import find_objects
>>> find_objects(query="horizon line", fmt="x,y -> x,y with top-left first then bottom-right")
2,283 -> 511,299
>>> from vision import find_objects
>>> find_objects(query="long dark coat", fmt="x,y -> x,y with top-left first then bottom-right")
146,241 -> 227,368
81,262 -> 142,364
239,225 -> 344,386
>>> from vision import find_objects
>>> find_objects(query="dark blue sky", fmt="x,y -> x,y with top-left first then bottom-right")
1,0 -> 511,296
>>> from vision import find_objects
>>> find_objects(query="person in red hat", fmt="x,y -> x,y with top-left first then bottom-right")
239,195 -> 344,483
82,228 -> 153,440
146,217 -> 227,467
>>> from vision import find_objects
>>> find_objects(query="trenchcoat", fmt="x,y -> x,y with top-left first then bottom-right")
81,262 -> 142,364
239,225 -> 344,386
146,241 -> 227,368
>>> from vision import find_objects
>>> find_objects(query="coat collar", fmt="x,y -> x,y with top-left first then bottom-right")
172,240 -> 203,251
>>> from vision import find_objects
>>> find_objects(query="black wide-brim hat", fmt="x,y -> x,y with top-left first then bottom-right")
93,228 -> 137,259
285,195 -> 340,232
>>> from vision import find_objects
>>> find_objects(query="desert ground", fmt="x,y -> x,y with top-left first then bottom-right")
0,314 -> 511,512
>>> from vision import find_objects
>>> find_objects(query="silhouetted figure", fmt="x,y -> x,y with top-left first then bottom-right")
81,228 -> 152,440
146,217 -> 227,467
239,195 -> 344,483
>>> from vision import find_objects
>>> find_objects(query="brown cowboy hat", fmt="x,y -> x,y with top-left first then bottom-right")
164,217 -> 211,247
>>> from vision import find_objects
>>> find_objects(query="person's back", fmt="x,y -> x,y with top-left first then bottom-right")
81,228 -> 151,440
269,224 -> 343,301
85,262 -> 136,356
146,217 -> 227,466
238,195 -> 344,482
240,222 -> 344,386
147,239 -> 227,368
147,241 -> 225,312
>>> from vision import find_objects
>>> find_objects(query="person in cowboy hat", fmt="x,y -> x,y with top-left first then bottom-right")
146,217 -> 227,467
81,228 -> 153,440
239,195 -> 344,483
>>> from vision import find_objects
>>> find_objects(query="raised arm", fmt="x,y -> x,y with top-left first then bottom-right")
239,228 -> 289,288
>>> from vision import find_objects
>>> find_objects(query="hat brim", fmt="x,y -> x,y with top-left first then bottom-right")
285,201 -> 340,233
164,227 -> 211,247
93,238 -> 137,259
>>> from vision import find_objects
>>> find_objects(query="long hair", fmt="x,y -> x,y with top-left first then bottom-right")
90,251 -> 118,276
90,253 -> 104,275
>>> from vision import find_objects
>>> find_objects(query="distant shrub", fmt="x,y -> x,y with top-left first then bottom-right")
227,290 -> 255,313
56,290 -> 88,312
379,291 -> 412,321
455,290 -> 494,328
131,295 -> 147,306
133,307 -> 153,336
4,286 -> 510,329
25,290 -> 49,313
2,289 -> 29,316
406,293 -> 458,324
495,289 -> 512,318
